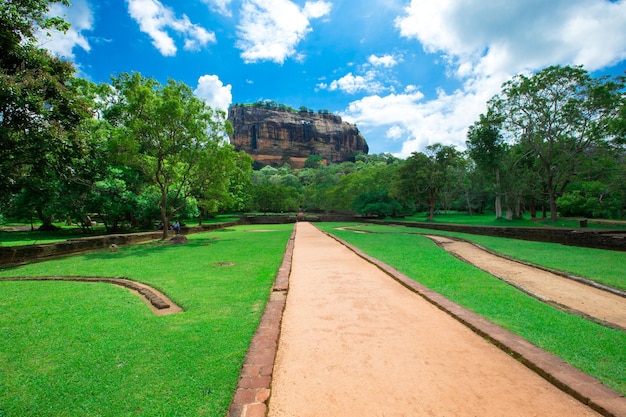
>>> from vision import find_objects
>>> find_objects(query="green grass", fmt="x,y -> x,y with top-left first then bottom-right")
318,222 -> 626,395
0,215 -> 242,247
0,224 -> 293,417
0,227 -> 105,247
345,222 -> 626,291
395,211 -> 626,230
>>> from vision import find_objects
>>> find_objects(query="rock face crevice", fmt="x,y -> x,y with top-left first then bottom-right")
228,105 -> 369,168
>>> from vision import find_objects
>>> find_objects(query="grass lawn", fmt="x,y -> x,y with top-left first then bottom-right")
0,215 -> 242,247
346,222 -> 626,291
318,222 -> 626,395
0,224 -> 293,417
396,211 -> 626,230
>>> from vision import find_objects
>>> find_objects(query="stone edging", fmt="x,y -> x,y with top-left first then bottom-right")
0,276 -> 183,315
227,225 -> 296,417
320,227 -> 626,417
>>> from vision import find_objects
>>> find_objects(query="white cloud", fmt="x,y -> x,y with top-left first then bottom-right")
202,0 -> 233,16
386,125 -> 405,140
127,0 -> 216,56
342,75 -> 507,156
368,54 -> 400,68
303,1 -> 333,19
36,0 -> 93,59
194,74 -> 233,112
236,0 -> 332,64
326,71 -> 386,94
396,0 -> 626,77
345,0 -> 626,157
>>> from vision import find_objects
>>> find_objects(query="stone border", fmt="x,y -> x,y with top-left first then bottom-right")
321,226 -> 626,417
227,225 -> 296,417
0,276 -> 183,315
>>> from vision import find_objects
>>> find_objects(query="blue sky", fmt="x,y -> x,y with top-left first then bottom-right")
39,0 -> 626,157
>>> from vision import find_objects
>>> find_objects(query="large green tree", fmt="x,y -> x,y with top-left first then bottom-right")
466,110 -> 507,218
397,144 -> 460,221
105,72 -> 236,238
0,0 -> 94,217
491,65 -> 623,222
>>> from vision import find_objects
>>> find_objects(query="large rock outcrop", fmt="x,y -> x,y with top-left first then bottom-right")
228,104 -> 369,168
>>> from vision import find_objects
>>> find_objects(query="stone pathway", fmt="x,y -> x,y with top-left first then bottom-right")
229,222 -> 626,417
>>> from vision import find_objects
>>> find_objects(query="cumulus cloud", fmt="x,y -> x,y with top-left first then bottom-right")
386,125 -> 405,141
326,71 -> 386,94
345,0 -> 626,156
127,0 -> 216,56
36,0 -> 93,59
368,54 -> 400,68
193,74 -> 233,112
236,0 -> 332,64
321,53 -> 402,94
396,0 -> 626,77
201,0 -> 233,16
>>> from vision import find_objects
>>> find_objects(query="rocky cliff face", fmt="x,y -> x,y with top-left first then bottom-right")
228,105 -> 369,168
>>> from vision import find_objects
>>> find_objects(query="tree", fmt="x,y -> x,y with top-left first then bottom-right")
397,144 -> 459,221
467,110 -> 506,218
0,1 -> 96,212
492,65 -> 622,222
304,155 -> 324,169
106,73 -> 234,238
0,0 -> 70,63
352,189 -> 403,218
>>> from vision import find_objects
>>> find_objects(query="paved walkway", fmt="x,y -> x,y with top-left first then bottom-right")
229,222 -> 625,417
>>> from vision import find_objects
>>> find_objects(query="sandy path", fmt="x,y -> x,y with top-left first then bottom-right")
425,235 -> 626,329
267,222 -> 600,417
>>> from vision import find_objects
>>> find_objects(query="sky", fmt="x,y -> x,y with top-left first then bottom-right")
37,0 -> 626,157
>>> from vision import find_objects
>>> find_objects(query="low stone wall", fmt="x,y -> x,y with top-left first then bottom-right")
0,221 -> 241,266
373,221 -> 626,252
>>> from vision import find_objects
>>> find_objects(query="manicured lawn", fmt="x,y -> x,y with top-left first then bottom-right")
0,224 -> 293,417
347,222 -> 626,291
396,211 -> 626,230
0,215 -> 242,247
318,222 -> 626,395
0,227 -> 103,246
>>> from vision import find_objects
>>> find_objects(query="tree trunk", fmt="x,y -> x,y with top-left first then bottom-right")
549,192 -> 558,222
161,193 -> 169,240
428,191 -> 436,221
547,175 -> 558,222
494,168 -> 502,219
529,198 -> 537,218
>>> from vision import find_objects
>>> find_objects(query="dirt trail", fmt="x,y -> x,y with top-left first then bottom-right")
426,235 -> 626,330
267,222 -> 602,417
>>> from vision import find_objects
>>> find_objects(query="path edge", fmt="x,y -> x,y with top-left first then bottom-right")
319,226 -> 626,417
227,224 -> 296,417
0,276 -> 182,315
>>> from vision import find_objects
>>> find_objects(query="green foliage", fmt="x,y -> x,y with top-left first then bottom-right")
351,189 -> 405,218
304,155 -> 324,169
557,181 -> 623,218
105,73 -> 238,236
397,144 -> 461,220
489,65 -> 624,222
